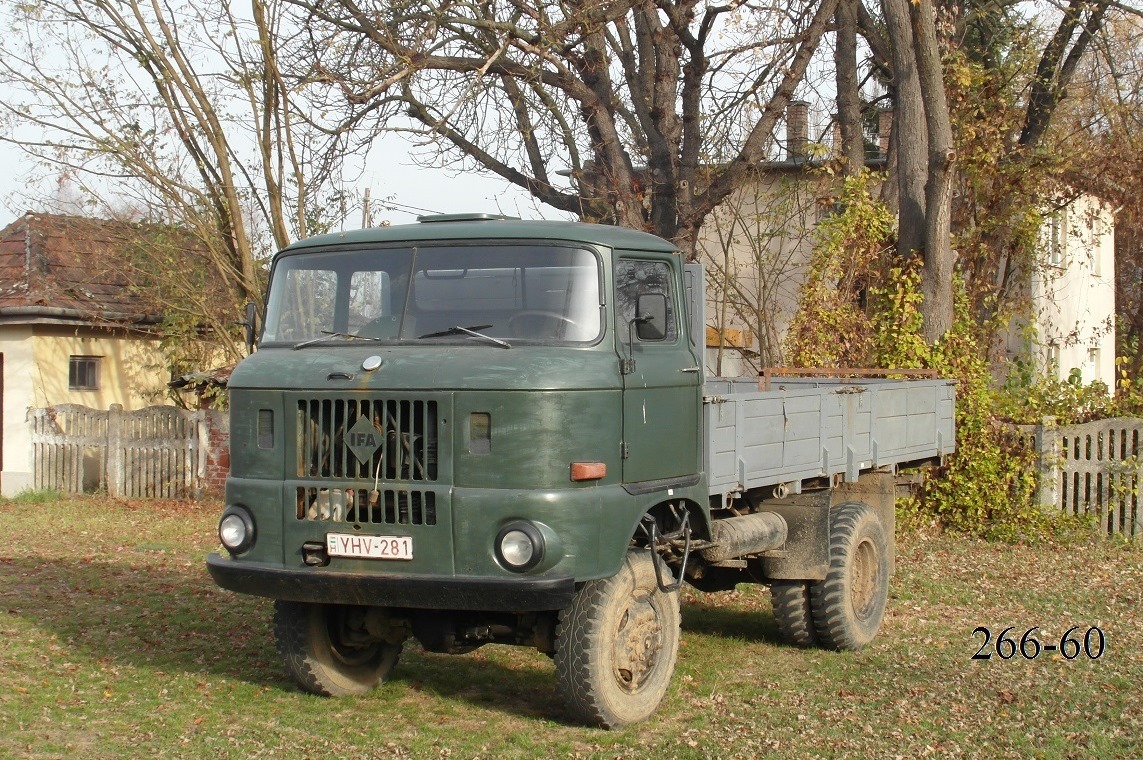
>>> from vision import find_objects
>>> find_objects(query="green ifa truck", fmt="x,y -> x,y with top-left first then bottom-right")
207,214 -> 955,728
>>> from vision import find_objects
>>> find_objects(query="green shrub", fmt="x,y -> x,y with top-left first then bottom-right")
784,181 -> 1075,540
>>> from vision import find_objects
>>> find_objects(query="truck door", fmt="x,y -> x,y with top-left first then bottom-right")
615,256 -> 703,487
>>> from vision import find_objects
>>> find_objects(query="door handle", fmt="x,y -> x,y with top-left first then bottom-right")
680,367 -> 701,373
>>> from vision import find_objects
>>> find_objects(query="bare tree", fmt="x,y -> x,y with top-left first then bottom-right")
288,0 -> 840,254
700,175 -> 822,373
910,0 -> 956,342
0,0 -> 355,335
1019,0 -> 1114,149
874,0 -> 955,340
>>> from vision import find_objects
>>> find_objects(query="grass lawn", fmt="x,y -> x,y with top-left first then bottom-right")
1,494 -> 1139,759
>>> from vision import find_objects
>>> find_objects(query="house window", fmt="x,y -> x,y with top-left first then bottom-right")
1045,344 -> 1060,377
1048,210 -> 1066,268
1092,215 -> 1104,278
69,355 -> 101,391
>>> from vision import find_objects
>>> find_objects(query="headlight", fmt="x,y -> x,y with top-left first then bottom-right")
219,507 -> 256,555
496,522 -> 544,572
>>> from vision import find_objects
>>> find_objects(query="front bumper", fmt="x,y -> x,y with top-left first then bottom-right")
206,553 -> 575,612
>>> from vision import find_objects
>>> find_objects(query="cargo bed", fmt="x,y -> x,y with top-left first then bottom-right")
704,376 -> 955,500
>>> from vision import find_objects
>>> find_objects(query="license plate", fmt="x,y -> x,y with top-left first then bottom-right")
326,533 -> 413,560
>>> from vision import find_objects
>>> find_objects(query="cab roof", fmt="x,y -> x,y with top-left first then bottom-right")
279,215 -> 680,256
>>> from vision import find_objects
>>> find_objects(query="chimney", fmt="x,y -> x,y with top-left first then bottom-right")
878,109 -> 893,158
787,100 -> 809,161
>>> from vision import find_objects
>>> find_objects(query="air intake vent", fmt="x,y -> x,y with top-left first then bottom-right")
297,487 -> 437,526
296,398 -> 438,481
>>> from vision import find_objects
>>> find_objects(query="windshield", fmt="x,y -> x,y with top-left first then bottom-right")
261,244 -> 603,346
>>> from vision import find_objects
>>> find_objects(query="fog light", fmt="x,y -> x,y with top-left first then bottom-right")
219,507 -> 255,555
496,522 -> 543,572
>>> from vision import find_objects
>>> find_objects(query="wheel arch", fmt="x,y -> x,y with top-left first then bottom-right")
630,497 -> 712,546
588,492 -> 710,583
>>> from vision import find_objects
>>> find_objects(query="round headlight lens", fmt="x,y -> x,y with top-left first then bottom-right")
500,530 -> 535,568
496,522 -> 544,572
219,514 -> 247,548
218,508 -> 255,554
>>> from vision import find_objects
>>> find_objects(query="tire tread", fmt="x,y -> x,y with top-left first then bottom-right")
554,551 -> 680,728
771,581 -> 819,647
273,600 -> 401,696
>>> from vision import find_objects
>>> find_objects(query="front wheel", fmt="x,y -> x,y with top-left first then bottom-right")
273,601 -> 403,696
809,503 -> 891,650
555,550 -> 681,728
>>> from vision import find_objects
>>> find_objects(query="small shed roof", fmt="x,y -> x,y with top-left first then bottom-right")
0,212 -> 195,326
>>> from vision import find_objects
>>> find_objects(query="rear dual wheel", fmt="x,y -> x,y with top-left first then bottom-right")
770,503 -> 890,651
810,503 -> 891,650
770,580 -> 819,647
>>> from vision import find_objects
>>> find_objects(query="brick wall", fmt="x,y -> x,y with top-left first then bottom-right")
201,409 -> 230,495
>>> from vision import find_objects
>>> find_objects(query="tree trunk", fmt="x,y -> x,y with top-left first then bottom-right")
882,0 -> 927,260
879,90 -> 900,216
911,0 -> 956,342
835,0 -> 865,175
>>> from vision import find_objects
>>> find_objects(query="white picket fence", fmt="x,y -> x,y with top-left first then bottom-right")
1022,416 -> 1143,538
29,404 -> 222,498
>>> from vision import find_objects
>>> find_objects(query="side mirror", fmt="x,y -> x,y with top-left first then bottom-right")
244,302 -> 259,354
634,293 -> 668,341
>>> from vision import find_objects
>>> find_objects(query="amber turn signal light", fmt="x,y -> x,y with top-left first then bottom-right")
570,462 -> 607,481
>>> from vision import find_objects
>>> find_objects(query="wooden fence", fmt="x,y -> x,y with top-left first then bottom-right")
29,404 -> 223,498
1020,416 -> 1143,538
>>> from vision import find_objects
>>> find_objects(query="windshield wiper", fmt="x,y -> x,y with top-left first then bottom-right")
292,330 -> 389,350
417,324 -> 511,349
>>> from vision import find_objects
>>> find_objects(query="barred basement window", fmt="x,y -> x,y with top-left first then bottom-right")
69,355 -> 101,391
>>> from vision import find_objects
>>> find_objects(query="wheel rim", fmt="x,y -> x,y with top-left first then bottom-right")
850,538 -> 880,620
611,592 -> 665,694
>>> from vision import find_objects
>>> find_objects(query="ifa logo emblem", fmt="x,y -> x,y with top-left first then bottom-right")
346,415 -> 383,464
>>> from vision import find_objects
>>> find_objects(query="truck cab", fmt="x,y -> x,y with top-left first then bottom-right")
208,215 -> 708,725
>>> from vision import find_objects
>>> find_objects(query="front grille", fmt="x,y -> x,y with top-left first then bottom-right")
296,398 -> 438,481
297,486 -> 437,525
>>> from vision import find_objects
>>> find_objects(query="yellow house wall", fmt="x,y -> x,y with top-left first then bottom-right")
31,329 -> 170,410
1,323 -> 235,496
0,326 -> 169,496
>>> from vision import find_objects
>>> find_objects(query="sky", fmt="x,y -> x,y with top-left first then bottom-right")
345,133 -> 565,226
0,130 -> 556,232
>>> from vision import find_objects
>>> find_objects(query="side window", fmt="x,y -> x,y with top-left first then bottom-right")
615,260 -> 677,343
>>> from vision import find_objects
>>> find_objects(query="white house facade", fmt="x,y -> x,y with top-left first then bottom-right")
1026,194 -> 1117,386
